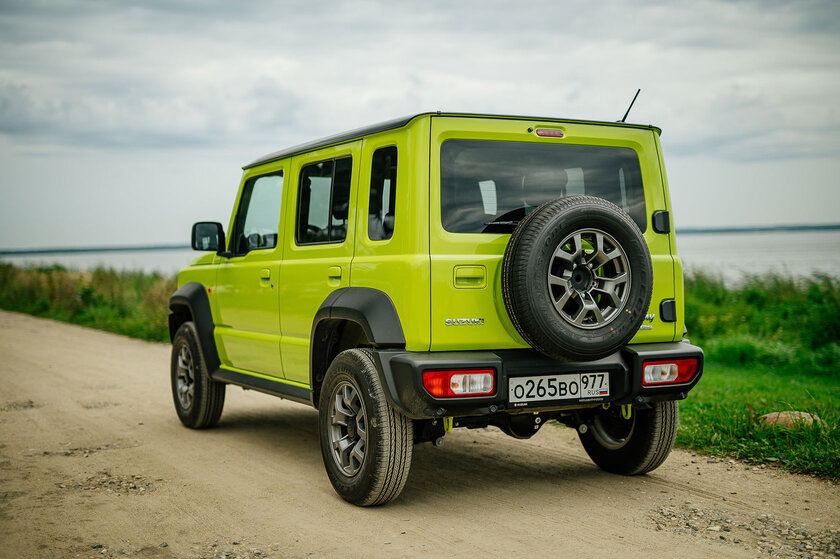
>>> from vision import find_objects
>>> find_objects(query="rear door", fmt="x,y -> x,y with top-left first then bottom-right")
429,116 -> 676,351
278,142 -> 360,384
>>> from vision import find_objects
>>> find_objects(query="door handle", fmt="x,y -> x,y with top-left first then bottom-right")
260,268 -> 271,280
454,265 -> 486,288
327,266 -> 342,280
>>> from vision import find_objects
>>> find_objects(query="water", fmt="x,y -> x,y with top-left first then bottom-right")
677,229 -> 840,283
0,248 -> 196,277
3,230 -> 839,281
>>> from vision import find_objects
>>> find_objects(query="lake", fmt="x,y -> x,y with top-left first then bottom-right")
2,229 -> 839,282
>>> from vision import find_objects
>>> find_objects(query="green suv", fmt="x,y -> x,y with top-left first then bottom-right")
169,112 -> 703,506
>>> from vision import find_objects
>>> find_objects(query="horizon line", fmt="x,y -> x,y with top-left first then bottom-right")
1,223 -> 839,255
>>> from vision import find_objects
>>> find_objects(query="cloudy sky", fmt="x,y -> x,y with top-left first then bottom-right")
1,0 -> 838,250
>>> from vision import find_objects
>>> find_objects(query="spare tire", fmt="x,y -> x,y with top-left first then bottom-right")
502,195 -> 653,361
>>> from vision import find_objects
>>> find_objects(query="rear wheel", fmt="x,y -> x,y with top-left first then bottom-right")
578,401 -> 678,475
170,321 -> 225,429
318,349 -> 413,506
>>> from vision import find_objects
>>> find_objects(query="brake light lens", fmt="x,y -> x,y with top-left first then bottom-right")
642,359 -> 698,386
423,369 -> 495,398
535,128 -> 565,138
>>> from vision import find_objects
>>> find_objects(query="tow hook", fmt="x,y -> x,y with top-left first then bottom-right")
621,404 -> 632,420
433,416 -> 454,448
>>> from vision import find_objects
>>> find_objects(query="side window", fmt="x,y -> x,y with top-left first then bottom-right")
368,146 -> 397,241
231,172 -> 284,255
297,156 -> 352,244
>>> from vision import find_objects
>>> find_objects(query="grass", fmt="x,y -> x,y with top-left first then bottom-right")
681,271 -> 839,479
0,262 -> 837,477
684,271 -> 840,375
676,364 -> 839,479
0,263 -> 175,342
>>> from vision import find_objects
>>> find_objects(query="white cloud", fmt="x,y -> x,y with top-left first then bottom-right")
1,0 -> 839,248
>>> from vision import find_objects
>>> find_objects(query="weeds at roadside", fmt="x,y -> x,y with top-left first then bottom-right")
0,263 -> 175,342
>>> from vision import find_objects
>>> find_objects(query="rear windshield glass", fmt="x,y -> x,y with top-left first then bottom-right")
440,140 -> 646,233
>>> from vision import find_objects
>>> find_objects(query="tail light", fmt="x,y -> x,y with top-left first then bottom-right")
642,358 -> 698,386
422,369 -> 495,398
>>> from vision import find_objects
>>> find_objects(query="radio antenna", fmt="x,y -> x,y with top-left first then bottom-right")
619,89 -> 641,123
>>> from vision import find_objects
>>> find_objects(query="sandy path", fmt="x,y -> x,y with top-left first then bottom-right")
0,310 -> 837,559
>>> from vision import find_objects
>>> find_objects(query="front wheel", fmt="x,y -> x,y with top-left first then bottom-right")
578,401 -> 678,475
318,349 -> 413,506
171,322 -> 226,429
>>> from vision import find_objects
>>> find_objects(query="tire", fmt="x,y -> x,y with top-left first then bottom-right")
578,401 -> 678,475
318,349 -> 413,506
502,195 -> 653,361
171,321 -> 226,429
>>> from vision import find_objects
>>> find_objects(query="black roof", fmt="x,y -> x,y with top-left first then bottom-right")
243,112 -> 660,169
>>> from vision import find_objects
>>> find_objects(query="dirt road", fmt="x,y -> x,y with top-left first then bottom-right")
0,310 -> 837,559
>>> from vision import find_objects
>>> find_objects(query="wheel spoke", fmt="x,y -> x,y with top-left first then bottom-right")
593,272 -> 628,308
573,295 -> 605,325
586,232 -> 622,269
334,391 -> 354,419
548,273 -> 570,288
332,396 -> 350,427
552,288 -> 574,313
552,233 -> 582,264
349,440 -> 365,471
586,299 -> 605,324
334,435 -> 353,468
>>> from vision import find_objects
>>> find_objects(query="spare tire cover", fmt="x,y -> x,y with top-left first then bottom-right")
502,195 -> 653,361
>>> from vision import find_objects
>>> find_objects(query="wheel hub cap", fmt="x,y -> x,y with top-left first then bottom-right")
547,228 -> 632,329
328,380 -> 368,477
176,345 -> 195,410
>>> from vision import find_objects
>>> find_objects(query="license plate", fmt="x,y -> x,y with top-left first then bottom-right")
508,372 -> 610,404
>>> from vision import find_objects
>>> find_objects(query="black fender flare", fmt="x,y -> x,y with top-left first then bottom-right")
309,287 -> 406,396
168,282 -> 221,373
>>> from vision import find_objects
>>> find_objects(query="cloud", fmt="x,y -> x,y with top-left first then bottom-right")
0,0 -> 838,164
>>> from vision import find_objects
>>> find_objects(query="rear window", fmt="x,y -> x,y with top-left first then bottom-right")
440,140 -> 646,233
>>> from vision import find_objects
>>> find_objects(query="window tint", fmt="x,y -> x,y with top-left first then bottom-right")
297,156 -> 352,244
368,146 -> 397,240
440,140 -> 646,233
231,172 -> 284,255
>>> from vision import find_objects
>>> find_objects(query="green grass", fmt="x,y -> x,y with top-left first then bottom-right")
680,271 -> 839,479
685,271 -> 840,375
0,262 -> 837,477
676,364 -> 840,479
0,263 -> 175,342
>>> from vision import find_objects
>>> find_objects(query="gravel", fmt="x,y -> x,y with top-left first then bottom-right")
0,400 -> 39,412
651,503 -> 840,558
57,470 -> 157,496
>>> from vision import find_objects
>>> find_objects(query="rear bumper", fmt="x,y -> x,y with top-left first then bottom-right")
372,342 -> 703,419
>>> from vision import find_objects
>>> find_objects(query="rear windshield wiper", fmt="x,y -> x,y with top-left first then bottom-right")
481,207 -> 529,233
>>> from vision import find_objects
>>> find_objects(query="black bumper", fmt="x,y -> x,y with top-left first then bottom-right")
372,342 -> 703,419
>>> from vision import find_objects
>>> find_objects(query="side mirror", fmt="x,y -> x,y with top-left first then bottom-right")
191,222 -> 225,252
